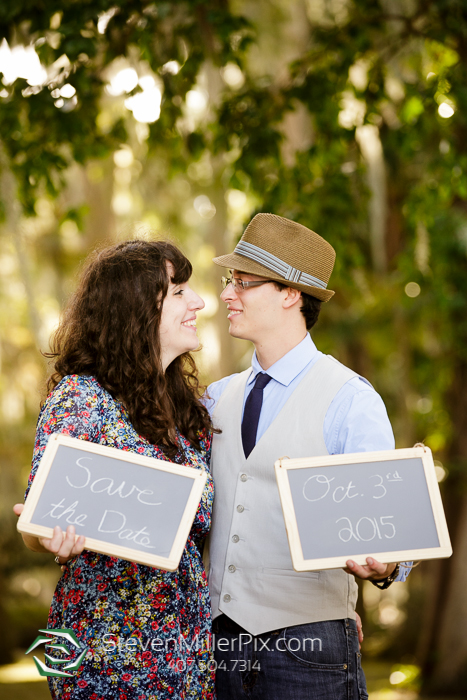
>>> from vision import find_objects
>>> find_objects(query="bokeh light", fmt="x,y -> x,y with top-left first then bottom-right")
438,102 -> 455,118
125,86 -> 162,123
405,282 -> 421,297
193,195 -> 216,220
221,63 -> 245,89
0,39 -> 47,86
107,67 -> 139,96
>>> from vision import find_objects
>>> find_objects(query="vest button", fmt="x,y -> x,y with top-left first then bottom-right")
236,505 -> 244,513
240,473 -> 248,482
228,565 -> 236,573
223,594 -> 231,603
231,534 -> 240,543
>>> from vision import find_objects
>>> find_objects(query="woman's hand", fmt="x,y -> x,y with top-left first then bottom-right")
13,503 -> 86,564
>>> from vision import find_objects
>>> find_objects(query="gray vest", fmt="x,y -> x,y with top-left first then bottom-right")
208,354 -> 359,636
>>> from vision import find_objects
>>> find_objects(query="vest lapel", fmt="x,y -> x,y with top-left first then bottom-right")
246,355 -> 329,459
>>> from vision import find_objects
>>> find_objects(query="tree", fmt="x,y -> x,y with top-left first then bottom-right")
0,0 -> 255,664
237,0 -> 467,692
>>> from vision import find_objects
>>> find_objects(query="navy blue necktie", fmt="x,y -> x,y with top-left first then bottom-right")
241,372 -> 272,458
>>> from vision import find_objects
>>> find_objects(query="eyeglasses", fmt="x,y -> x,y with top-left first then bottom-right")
221,276 -> 275,291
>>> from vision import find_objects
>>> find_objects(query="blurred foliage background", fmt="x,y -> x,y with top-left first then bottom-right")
1,0 -> 467,695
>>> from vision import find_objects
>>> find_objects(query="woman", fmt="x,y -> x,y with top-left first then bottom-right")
15,240 -> 215,699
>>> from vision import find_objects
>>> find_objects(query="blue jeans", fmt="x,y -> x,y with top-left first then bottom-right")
213,616 -> 368,700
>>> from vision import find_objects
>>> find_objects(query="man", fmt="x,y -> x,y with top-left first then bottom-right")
206,213 -> 410,699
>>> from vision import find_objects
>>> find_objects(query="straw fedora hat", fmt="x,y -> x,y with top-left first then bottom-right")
213,213 -> 335,302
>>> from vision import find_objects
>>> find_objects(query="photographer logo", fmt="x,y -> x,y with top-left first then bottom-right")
26,628 -> 86,678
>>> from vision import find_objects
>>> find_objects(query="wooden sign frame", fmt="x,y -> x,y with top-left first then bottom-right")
18,433 -> 208,571
275,446 -> 452,572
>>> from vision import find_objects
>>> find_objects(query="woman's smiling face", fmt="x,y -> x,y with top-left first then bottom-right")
159,264 -> 205,371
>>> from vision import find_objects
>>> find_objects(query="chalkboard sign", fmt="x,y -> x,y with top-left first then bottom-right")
18,434 -> 208,571
275,446 -> 452,571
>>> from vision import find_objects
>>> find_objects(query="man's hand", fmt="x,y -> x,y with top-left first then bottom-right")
344,557 -> 397,582
356,612 -> 363,648
13,503 -> 86,564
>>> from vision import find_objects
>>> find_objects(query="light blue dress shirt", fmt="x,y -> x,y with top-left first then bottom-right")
207,334 -> 411,582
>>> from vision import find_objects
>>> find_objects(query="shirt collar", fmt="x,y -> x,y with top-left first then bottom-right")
249,334 -> 318,387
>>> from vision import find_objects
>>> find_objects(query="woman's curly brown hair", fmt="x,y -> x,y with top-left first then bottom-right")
45,239 -> 212,458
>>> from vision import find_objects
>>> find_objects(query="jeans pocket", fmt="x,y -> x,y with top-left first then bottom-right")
356,652 -> 369,700
280,621 -> 349,670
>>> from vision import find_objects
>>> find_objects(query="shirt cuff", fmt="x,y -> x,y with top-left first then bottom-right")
395,561 -> 413,582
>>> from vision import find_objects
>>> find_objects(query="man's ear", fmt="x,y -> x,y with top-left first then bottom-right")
282,287 -> 302,309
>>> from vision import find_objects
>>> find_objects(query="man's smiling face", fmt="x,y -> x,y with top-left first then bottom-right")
220,270 -> 285,345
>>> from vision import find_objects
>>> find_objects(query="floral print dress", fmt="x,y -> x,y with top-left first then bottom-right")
25,375 -> 215,700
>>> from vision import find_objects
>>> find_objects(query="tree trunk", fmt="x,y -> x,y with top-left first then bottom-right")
82,157 -> 116,246
0,141 -> 42,348
421,360 -> 467,694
